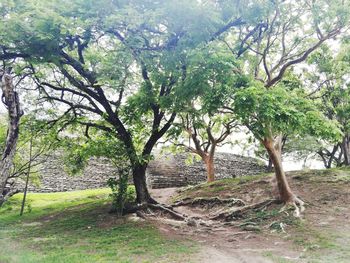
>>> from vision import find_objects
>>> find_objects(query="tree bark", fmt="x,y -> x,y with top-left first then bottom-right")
267,157 -> 273,172
204,155 -> 215,183
262,138 -> 294,203
132,163 -> 154,204
341,135 -> 350,166
0,72 -> 23,206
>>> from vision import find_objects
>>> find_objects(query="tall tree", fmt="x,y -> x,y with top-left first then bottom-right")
168,46 -> 240,182
0,0 -> 243,204
221,0 -> 349,211
305,44 -> 350,168
0,70 -> 23,206
233,85 -> 341,215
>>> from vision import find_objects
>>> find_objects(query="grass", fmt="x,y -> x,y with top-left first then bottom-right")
288,219 -> 350,263
175,168 -> 350,202
0,189 -> 195,263
288,167 -> 350,183
173,172 -> 273,201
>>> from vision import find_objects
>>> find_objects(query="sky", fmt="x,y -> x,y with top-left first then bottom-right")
0,97 -> 324,171
0,103 -> 5,114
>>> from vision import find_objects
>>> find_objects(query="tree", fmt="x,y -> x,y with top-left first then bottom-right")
0,0 -> 244,205
0,112 -> 60,207
0,70 -> 23,206
56,123 -> 134,214
167,46 -> 240,182
176,112 -> 237,183
233,85 -> 341,215
220,0 -> 349,212
303,44 -> 350,168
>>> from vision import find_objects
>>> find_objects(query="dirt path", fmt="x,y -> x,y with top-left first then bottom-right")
150,188 -> 300,263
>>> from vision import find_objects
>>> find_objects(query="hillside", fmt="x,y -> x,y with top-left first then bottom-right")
168,168 -> 350,262
1,168 -> 350,262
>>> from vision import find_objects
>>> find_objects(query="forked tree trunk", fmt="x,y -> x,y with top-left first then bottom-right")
262,138 -> 294,203
0,72 -> 23,206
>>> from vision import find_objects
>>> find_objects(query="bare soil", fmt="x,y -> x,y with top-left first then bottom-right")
150,169 -> 350,263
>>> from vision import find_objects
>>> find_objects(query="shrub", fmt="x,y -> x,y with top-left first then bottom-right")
107,167 -> 135,216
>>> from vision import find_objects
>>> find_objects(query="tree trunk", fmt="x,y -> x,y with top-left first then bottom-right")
20,135 -> 33,216
132,163 -> 153,204
267,157 -> 273,172
204,155 -> 215,183
262,138 -> 294,203
341,135 -> 350,166
0,72 -> 23,206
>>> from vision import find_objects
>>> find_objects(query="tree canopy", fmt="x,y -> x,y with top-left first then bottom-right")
0,0 -> 350,212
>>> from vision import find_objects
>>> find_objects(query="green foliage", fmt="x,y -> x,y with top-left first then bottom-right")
59,125 -> 128,176
0,0 -> 237,170
107,168 -> 135,216
233,85 -> 342,142
282,135 -> 325,162
0,117 -> 7,153
177,45 -> 241,112
11,114 -> 61,183
308,44 -> 350,133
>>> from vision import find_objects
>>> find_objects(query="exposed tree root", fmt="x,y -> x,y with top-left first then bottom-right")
211,199 -> 279,221
123,202 -> 188,221
210,195 -> 306,222
173,197 -> 245,208
148,203 -> 187,220
280,196 -> 305,218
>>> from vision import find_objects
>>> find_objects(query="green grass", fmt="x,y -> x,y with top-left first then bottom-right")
173,173 -> 273,201
288,220 -> 350,263
288,168 -> 350,183
0,189 -> 195,263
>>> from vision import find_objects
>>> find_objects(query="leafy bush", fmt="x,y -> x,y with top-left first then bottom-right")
107,167 -> 135,216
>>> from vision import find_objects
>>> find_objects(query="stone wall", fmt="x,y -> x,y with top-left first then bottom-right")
24,154 -> 117,193
147,152 -> 267,188
16,152 -> 266,192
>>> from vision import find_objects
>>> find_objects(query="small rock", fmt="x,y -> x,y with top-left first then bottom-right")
244,234 -> 255,239
126,213 -> 143,222
309,244 -> 320,250
186,218 -> 197,227
199,220 -> 211,227
162,218 -> 186,228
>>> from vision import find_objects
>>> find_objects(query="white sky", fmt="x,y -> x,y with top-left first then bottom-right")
216,133 -> 324,172
0,103 -> 5,114
0,96 -> 323,171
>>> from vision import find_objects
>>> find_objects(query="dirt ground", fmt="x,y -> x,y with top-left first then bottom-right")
150,170 -> 350,263
151,188 -> 296,263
